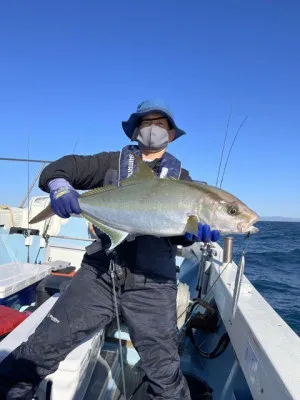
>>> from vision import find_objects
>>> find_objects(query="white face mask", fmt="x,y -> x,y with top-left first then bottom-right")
135,125 -> 169,153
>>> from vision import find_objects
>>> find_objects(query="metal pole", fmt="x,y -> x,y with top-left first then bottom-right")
19,162 -> 46,208
0,157 -> 52,163
231,252 -> 245,319
197,244 -> 208,296
48,235 -> 94,242
223,237 -> 234,263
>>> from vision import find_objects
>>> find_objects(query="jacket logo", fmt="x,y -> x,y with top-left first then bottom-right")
47,314 -> 60,324
160,167 -> 168,178
127,154 -> 135,177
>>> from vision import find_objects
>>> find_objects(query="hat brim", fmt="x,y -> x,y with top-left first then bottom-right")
122,109 -> 186,141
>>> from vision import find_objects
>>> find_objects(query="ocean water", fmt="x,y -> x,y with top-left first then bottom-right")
229,221 -> 300,336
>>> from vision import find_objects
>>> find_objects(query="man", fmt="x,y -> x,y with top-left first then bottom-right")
0,99 -> 219,399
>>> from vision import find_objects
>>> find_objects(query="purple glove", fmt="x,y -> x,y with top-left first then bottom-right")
48,178 -> 81,218
185,223 -> 220,243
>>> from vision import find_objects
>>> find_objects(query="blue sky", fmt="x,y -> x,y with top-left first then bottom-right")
0,1 -> 299,218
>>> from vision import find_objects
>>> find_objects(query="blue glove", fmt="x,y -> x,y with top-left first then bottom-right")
185,223 -> 220,243
48,178 -> 81,218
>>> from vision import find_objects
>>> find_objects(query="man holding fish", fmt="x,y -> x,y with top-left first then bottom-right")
0,100 -> 258,399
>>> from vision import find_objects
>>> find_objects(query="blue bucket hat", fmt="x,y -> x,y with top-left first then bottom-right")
122,99 -> 186,141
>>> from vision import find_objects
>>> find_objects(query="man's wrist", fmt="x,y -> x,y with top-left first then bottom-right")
48,178 -> 72,192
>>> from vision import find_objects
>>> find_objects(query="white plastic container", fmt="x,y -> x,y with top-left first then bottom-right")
0,262 -> 52,300
39,331 -> 103,400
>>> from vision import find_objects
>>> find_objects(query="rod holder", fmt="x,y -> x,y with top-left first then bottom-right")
223,237 -> 234,263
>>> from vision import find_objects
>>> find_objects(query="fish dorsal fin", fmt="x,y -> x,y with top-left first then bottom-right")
121,153 -> 157,187
79,185 -> 116,198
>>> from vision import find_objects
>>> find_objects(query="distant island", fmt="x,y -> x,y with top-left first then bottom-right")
260,216 -> 300,222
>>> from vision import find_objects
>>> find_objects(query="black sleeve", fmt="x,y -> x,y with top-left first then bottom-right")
179,167 -> 192,181
169,236 -> 195,247
39,151 -> 120,192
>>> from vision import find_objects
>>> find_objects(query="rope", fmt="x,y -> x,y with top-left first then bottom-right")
0,233 -> 17,262
0,205 -> 15,226
109,260 -> 127,399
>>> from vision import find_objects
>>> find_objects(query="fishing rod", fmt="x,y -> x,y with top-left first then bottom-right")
216,106 -> 232,187
26,135 -> 30,263
72,138 -> 79,153
219,115 -> 248,188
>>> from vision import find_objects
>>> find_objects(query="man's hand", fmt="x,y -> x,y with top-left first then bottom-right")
185,223 -> 220,243
48,178 -> 81,218
88,223 -> 97,238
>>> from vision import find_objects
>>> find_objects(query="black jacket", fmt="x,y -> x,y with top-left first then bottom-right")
39,151 -> 194,271
39,151 -> 192,192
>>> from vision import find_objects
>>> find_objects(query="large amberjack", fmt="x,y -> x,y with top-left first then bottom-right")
30,154 -> 259,250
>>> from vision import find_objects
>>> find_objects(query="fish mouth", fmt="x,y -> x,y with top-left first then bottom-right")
237,216 -> 259,234
248,225 -> 259,234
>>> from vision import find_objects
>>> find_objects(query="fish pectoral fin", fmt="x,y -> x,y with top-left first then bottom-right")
185,215 -> 199,236
81,213 -> 128,250
121,153 -> 157,186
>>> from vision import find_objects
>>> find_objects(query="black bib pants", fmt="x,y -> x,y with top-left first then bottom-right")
0,236 -> 191,400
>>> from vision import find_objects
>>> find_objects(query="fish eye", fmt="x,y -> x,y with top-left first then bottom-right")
227,204 -> 239,216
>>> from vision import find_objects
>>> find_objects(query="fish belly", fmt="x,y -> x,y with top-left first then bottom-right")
80,203 -> 187,236
79,180 -> 197,236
